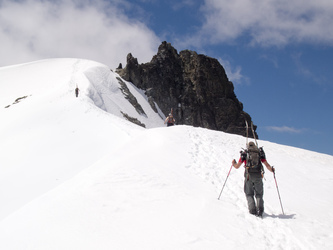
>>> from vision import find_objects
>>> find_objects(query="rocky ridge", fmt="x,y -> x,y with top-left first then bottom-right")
117,41 -> 257,138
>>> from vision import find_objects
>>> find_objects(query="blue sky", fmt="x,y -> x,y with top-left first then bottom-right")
0,0 -> 332,155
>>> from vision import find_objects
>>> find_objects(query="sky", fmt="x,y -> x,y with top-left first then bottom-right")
0,0 -> 332,155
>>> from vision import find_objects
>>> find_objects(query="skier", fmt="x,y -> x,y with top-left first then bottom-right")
164,113 -> 175,127
75,86 -> 80,97
232,141 -> 274,217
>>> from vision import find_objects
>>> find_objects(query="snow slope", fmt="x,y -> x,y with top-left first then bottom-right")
0,59 -> 332,249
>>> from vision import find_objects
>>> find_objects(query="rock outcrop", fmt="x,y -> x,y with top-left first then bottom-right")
117,41 -> 257,138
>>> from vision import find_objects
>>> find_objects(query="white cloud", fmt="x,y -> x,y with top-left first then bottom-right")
265,126 -> 306,134
0,0 -> 161,67
191,0 -> 333,47
218,58 -> 249,85
260,54 -> 279,69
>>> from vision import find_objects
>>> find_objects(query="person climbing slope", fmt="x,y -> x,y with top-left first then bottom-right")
164,113 -> 175,126
75,85 -> 80,98
232,141 -> 274,217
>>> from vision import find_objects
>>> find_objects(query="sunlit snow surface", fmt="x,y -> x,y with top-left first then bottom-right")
0,59 -> 332,249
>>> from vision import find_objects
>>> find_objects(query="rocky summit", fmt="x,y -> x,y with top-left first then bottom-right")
117,41 -> 257,138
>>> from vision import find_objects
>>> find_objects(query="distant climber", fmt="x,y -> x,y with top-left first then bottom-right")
232,141 -> 274,217
164,113 -> 175,127
75,86 -> 80,98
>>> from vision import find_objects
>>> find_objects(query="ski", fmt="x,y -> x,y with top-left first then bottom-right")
245,120 -> 249,147
251,121 -> 258,147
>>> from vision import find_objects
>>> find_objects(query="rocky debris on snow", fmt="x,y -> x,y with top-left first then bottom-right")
4,95 -> 29,108
116,77 -> 147,117
120,111 -> 146,128
118,41 -> 257,138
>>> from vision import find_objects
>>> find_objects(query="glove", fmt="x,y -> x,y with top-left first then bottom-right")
259,147 -> 266,160
240,151 -> 247,161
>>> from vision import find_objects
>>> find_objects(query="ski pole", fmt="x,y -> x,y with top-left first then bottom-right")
218,164 -> 233,200
273,169 -> 285,215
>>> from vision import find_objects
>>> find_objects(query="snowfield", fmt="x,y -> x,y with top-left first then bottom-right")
0,59 -> 332,249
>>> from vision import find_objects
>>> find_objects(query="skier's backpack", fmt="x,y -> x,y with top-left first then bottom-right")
246,142 -> 263,173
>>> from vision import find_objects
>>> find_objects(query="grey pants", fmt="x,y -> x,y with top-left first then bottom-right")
244,173 -> 264,214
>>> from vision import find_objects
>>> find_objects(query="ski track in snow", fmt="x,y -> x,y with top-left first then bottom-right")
185,126 -> 316,250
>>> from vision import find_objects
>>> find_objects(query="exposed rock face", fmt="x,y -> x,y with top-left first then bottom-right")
117,41 -> 257,138
4,95 -> 29,108
116,77 -> 147,117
